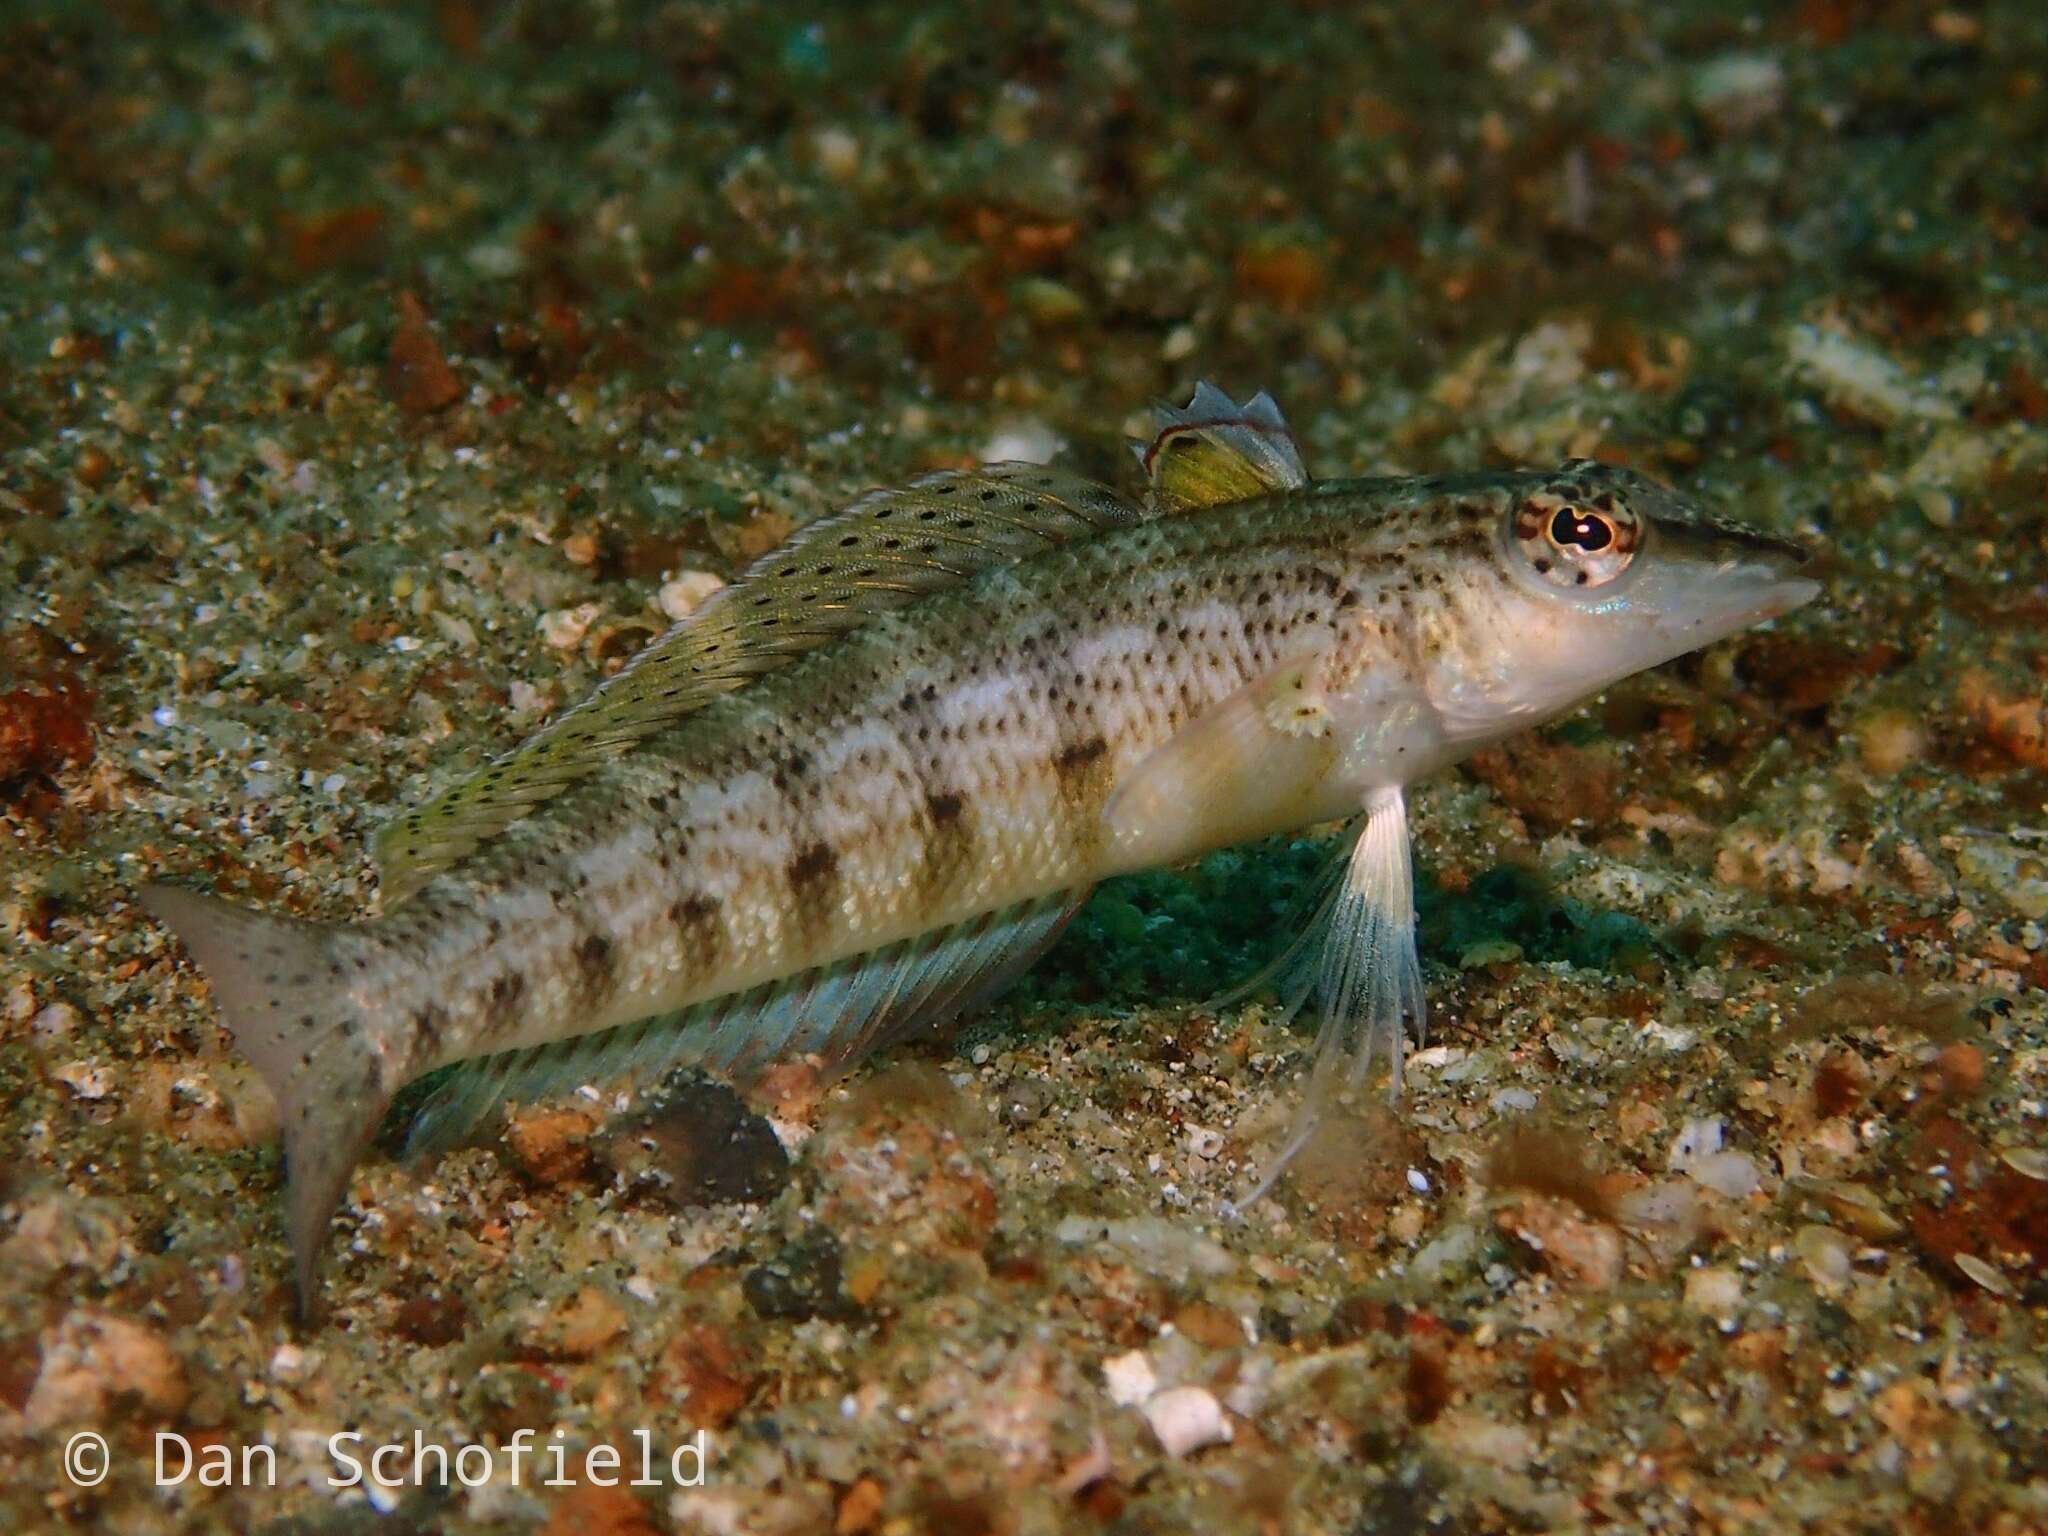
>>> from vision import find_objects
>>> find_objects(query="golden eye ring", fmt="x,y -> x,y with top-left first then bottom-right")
1514,491 -> 1639,591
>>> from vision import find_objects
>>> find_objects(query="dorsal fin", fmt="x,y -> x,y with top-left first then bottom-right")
372,464 -> 1141,906
1136,381 -> 1309,510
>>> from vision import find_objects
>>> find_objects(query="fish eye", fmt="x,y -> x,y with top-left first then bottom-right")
1512,491 -> 1640,591
1549,507 -> 1613,552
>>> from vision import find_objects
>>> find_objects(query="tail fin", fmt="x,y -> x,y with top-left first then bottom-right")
141,883 -> 394,1318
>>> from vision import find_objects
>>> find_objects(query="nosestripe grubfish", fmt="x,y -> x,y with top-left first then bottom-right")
144,382 -> 1818,1313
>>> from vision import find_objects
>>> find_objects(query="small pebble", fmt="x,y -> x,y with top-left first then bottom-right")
812,125 -> 861,182
1689,1150 -> 1762,1200
268,1343 -> 312,1381
32,1002 -> 80,1040
1800,1177 -> 1904,1240
540,601 -> 603,650
508,679 -> 555,716
1853,708 -> 1926,776
1141,1385 -> 1232,1457
1000,1079 -> 1052,1126
599,1074 -> 789,1206
980,419 -> 1062,465
743,1232 -> 853,1322
1668,1116 -> 1724,1170
1101,1349 -> 1156,1407
659,570 -> 725,621
54,1062 -> 113,1100
505,1106 -> 598,1185
1684,1266 -> 1743,1319
25,1311 -> 188,1431
1496,1197 -> 1623,1289
526,1286 -> 626,1360
1688,53 -> 1785,134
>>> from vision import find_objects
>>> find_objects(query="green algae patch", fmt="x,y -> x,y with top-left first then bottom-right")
1009,836 -> 1668,1030
1012,835 -> 1337,1016
1419,862 -> 1665,977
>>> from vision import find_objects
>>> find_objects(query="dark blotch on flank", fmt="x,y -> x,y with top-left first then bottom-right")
575,932 -> 613,978
487,970 -> 527,1024
788,841 -> 839,886
413,1003 -> 450,1053
925,790 -> 965,825
669,893 -> 718,927
1053,736 -> 1108,772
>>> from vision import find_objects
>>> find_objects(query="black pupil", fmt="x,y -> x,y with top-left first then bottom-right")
1551,507 -> 1613,552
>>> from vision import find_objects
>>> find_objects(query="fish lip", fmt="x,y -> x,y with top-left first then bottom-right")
1745,573 -> 1822,624
1641,556 -> 1821,648
1645,512 -> 1821,627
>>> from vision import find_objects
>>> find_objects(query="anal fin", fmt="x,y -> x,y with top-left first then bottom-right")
403,890 -> 1087,1160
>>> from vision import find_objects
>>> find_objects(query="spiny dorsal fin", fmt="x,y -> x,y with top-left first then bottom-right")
1136,381 -> 1309,511
373,465 -> 1140,906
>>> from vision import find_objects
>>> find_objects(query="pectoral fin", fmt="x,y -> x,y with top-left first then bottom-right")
1102,653 -> 1342,873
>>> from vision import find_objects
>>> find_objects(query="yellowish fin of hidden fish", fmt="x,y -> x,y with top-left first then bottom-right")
144,381 -> 1819,1315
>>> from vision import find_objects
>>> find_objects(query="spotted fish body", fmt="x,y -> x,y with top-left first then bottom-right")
372,485 -> 1520,1056
145,385 -> 1818,1311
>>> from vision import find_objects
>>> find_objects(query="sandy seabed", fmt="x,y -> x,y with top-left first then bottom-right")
4,2 -> 2047,1532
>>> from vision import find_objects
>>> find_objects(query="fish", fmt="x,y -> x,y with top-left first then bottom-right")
142,382 -> 1819,1313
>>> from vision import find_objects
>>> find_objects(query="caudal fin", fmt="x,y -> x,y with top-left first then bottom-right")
141,883 -> 393,1318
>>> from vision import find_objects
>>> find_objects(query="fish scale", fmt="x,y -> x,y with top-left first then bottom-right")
143,382 -> 1818,1313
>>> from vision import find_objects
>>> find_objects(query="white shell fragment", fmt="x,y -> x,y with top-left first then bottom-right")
1101,1349 -> 1157,1408
1690,1151 -> 1762,1200
1785,323 -> 1961,426
1140,1385 -> 1233,1457
1684,1266 -> 1743,1319
1793,1224 -> 1853,1293
980,417 -> 1063,465
2000,1147 -> 2048,1182
1185,1125 -> 1225,1159
1953,1254 -> 2013,1298
1668,1116 -> 1724,1170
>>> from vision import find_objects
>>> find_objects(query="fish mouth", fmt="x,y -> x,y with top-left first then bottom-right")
1645,513 -> 1822,639
1694,555 -> 1821,632
1713,533 -> 1820,627
1744,572 -> 1822,624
